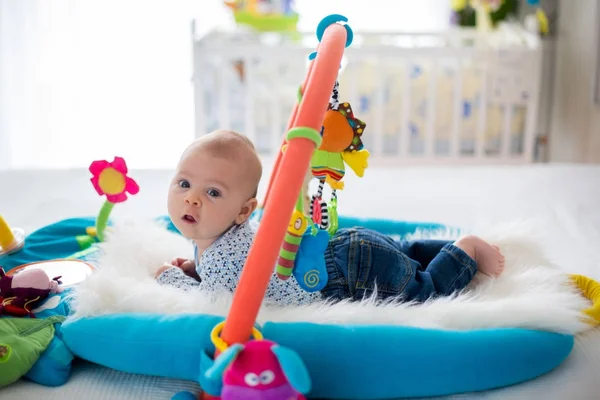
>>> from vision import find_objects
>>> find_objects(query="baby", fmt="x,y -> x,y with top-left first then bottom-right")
157,130 -> 505,305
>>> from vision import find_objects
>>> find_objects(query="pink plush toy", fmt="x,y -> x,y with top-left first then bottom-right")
205,339 -> 311,400
0,267 -> 63,317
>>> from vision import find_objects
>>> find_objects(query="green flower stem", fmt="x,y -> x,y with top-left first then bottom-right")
96,200 -> 114,242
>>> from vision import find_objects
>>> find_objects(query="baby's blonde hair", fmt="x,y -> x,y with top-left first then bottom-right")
184,130 -> 263,198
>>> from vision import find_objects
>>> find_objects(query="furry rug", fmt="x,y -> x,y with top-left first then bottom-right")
68,218 -> 595,335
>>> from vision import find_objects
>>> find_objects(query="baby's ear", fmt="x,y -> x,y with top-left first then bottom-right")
236,198 -> 258,224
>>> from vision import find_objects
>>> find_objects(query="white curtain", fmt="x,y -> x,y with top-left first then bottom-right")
0,0 -> 449,170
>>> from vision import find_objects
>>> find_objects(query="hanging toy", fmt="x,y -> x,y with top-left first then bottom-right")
275,187 -> 329,292
309,80 -> 369,232
276,206 -> 310,280
293,228 -> 329,292
274,176 -> 329,291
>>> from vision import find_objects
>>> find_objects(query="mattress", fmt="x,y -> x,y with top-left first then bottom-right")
1,163 -> 600,400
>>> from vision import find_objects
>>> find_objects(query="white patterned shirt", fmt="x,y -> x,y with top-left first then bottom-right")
157,220 -> 322,306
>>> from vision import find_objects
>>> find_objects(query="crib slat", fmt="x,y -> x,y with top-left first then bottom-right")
244,57 -> 256,145
373,59 -> 385,157
425,62 -> 438,159
218,57 -> 230,130
451,59 -> 463,158
476,65 -> 488,159
523,50 -> 543,162
400,60 -> 412,158
192,44 -> 206,137
502,102 -> 513,158
270,63 -> 281,157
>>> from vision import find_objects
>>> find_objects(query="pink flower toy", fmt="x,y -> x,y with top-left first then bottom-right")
88,156 -> 139,241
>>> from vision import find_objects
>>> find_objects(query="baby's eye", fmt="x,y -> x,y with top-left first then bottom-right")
178,179 -> 190,189
207,189 -> 221,198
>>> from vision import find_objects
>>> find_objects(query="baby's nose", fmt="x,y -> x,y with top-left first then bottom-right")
185,196 -> 201,207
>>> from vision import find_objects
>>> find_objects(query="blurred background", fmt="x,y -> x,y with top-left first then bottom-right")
0,0 -> 597,170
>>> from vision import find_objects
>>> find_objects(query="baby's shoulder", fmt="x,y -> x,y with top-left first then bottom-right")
225,221 -> 255,246
203,222 -> 254,262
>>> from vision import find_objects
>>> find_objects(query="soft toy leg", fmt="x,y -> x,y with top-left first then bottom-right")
24,335 -> 74,386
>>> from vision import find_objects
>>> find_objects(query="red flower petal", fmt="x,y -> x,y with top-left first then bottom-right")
106,192 -> 128,203
89,160 -> 109,176
125,177 -> 140,195
90,176 -> 104,196
110,157 -> 128,174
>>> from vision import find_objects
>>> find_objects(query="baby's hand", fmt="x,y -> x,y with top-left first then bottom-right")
171,257 -> 189,268
171,257 -> 199,280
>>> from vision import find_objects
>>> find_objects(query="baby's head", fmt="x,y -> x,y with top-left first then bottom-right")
168,130 -> 262,247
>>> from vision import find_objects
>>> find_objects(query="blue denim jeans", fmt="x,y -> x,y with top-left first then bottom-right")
321,227 -> 477,303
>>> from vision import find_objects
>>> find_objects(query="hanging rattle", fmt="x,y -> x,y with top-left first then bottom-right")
309,80 -> 369,232
275,196 -> 312,280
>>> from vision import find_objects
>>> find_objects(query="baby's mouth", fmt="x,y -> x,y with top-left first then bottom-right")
182,214 -> 197,224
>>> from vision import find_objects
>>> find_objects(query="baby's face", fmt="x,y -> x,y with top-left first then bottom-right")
168,147 -> 255,245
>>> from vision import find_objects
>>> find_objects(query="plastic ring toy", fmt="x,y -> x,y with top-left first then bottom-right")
210,321 -> 263,353
316,14 -> 353,47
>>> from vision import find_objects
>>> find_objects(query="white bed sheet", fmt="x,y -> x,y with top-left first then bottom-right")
1,163 -> 600,400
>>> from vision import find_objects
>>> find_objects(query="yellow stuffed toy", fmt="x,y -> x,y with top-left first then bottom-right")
571,274 -> 600,326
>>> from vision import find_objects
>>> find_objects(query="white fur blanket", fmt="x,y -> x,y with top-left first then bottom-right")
69,218 -> 595,335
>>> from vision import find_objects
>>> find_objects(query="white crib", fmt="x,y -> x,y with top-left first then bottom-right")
191,22 -> 543,165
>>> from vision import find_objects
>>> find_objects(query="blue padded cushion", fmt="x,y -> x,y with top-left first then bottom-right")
62,315 -> 574,399
62,313 -> 223,381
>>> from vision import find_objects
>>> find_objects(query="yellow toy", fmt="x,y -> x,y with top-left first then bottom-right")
571,274 -> 600,326
0,216 -> 25,256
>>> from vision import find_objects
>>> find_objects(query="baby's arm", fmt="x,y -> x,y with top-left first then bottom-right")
156,265 -> 201,290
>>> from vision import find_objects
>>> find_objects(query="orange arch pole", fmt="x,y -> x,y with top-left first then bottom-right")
220,23 -> 348,347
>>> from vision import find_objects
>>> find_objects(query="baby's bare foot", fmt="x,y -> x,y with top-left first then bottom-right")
454,235 -> 505,277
